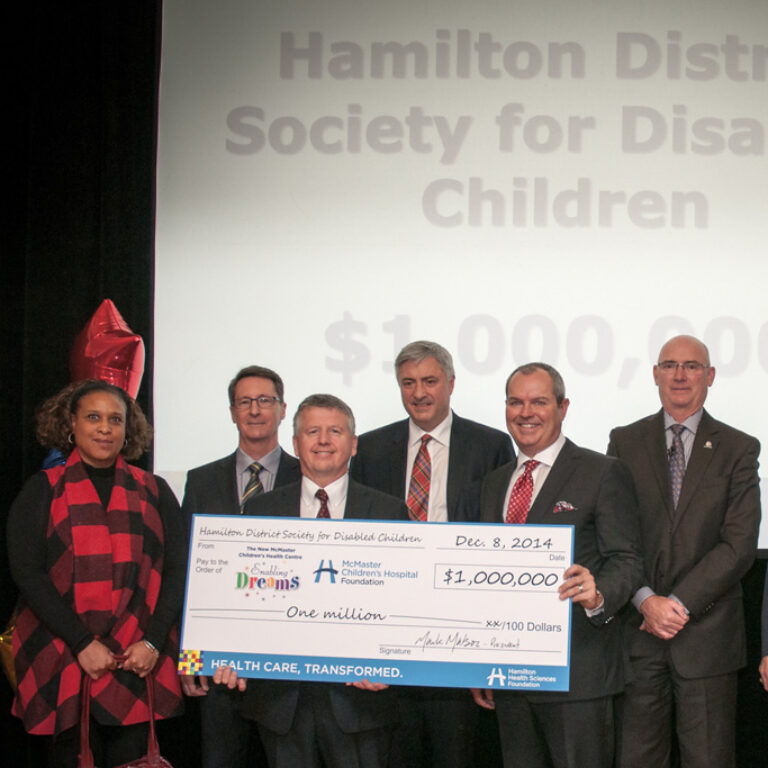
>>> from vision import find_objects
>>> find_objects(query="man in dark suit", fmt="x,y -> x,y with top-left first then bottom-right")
181,365 -> 300,768
472,362 -> 643,768
350,340 -> 513,768
215,393 -> 408,768
608,335 -> 760,768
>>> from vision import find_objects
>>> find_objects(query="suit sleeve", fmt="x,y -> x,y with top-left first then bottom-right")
762,575 -> 768,657
592,459 -> 644,619
672,437 -> 760,615
180,470 -> 200,522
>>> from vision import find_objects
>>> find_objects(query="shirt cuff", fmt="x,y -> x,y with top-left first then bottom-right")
632,586 -> 656,612
668,593 -> 690,615
584,601 -> 605,617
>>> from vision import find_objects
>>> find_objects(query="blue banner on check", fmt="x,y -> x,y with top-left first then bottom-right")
179,516 -> 574,691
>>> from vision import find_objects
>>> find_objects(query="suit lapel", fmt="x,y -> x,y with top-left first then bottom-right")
527,440 -> 580,524
274,449 -> 300,487
673,410 -> 718,527
345,480 -> 361,519
344,480 -> 378,520
221,452 -> 240,512
643,412 -> 674,519
446,414 -> 465,519
272,483 -> 301,517
390,421 -> 410,495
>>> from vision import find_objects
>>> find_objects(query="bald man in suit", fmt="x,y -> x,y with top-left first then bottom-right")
608,336 -> 760,768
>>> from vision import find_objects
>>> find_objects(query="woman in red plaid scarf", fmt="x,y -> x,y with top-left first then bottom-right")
8,380 -> 184,767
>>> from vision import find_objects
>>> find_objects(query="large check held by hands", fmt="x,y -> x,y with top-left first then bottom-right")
179,515 -> 574,691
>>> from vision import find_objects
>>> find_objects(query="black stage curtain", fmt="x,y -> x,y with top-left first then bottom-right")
2,0 -> 160,598
0,3 -> 175,764
1,4 -> 767,768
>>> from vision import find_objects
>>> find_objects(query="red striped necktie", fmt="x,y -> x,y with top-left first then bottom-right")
407,435 -> 432,522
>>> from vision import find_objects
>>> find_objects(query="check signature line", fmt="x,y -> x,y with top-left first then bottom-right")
379,644 -> 559,654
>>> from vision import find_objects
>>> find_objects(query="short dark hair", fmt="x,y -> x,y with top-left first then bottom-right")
228,365 -> 284,405
505,363 -> 566,405
36,379 -> 152,460
292,394 -> 356,436
395,340 -> 454,380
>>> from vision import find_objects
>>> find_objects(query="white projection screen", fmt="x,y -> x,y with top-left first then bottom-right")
154,0 -> 768,544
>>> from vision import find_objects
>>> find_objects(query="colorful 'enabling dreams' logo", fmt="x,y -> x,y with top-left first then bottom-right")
236,564 -> 300,592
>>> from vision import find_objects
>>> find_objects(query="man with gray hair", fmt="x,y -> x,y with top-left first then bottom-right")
608,335 -> 760,768
236,393 -> 409,767
350,341 -> 514,768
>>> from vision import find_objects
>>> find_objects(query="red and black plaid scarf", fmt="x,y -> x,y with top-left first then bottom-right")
13,450 -> 182,734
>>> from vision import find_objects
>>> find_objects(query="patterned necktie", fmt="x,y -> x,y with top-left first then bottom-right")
505,460 -> 540,524
669,424 -> 686,508
240,461 -> 263,512
407,435 -> 432,521
316,488 -> 330,518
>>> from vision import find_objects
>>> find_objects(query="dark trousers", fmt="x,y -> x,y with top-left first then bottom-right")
387,688 -> 478,768
200,685 -> 257,768
257,684 -> 392,768
494,693 -> 614,768
618,648 -> 737,768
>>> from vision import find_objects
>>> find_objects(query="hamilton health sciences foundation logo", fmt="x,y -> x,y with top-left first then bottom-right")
313,559 -> 339,583
487,667 -> 506,687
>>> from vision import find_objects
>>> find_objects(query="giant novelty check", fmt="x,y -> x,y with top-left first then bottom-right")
179,515 -> 574,691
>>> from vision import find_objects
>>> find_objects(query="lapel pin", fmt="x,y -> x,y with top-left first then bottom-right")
553,501 -> 576,514
704,441 -> 713,449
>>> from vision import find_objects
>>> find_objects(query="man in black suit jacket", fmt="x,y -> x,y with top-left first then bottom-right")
218,394 -> 408,768
473,363 -> 642,768
349,340 -> 513,768
608,335 -> 760,768
181,366 -> 300,768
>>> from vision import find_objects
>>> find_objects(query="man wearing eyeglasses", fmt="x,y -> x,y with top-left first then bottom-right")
180,365 -> 300,768
608,335 -> 761,768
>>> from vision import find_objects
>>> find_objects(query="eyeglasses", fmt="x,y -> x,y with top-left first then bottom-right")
233,396 -> 282,410
657,361 -> 709,374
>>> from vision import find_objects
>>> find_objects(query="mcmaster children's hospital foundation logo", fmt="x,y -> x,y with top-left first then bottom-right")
313,559 -> 339,583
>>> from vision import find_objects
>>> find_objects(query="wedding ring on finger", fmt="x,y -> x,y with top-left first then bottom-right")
578,583 -> 584,592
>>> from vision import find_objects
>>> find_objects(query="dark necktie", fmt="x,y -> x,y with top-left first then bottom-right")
316,488 -> 330,518
505,460 -> 540,524
240,461 -> 264,512
407,435 -> 432,521
669,424 -> 686,508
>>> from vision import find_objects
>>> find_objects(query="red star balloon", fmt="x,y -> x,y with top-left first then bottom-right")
69,299 -> 145,400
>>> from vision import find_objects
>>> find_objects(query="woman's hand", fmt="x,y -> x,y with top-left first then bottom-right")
122,640 -> 160,679
77,639 -> 117,680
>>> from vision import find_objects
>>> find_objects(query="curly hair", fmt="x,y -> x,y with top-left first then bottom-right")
36,380 -> 153,461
